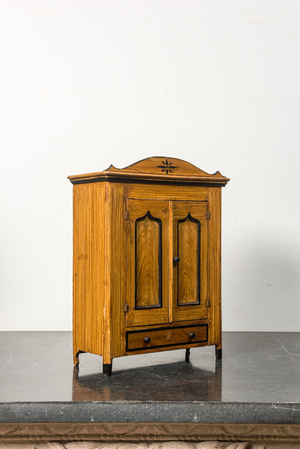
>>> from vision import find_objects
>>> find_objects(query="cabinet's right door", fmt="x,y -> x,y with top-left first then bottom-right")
172,201 -> 208,323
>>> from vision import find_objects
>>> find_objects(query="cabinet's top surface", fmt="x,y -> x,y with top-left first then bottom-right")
68,156 -> 229,186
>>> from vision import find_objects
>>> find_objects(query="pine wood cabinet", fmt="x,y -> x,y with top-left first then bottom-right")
68,157 -> 229,375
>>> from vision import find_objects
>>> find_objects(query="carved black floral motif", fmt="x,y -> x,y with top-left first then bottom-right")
157,159 -> 177,174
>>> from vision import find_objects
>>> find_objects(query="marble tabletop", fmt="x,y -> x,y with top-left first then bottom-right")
0,332 -> 300,424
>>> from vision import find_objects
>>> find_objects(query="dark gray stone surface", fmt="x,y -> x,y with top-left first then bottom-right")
0,332 -> 300,423
1,401 -> 300,424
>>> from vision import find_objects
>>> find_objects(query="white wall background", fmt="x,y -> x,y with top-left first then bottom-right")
0,0 -> 299,331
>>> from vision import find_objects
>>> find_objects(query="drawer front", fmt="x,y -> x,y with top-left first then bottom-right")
126,324 -> 208,352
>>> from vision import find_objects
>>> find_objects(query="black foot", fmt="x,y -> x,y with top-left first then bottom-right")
215,347 -> 222,360
185,348 -> 190,363
103,363 -> 112,376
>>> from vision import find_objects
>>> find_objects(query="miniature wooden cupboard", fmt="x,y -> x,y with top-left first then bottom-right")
68,157 -> 229,375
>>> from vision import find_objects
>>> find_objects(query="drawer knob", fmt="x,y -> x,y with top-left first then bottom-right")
189,332 -> 195,339
144,337 -> 151,344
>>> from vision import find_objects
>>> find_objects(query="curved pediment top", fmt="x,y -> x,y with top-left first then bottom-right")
68,156 -> 229,185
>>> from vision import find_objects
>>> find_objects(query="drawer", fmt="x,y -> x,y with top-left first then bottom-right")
126,324 -> 208,352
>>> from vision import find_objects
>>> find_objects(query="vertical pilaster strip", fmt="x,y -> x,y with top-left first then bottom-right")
110,182 -> 126,358
208,187 -> 222,349
168,200 -> 173,324
91,183 -> 105,357
72,185 -> 78,365
103,181 -> 112,365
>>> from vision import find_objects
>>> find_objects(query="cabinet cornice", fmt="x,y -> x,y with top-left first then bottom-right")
68,156 -> 230,186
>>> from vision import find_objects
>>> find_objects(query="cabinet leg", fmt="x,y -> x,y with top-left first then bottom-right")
185,348 -> 190,363
103,362 -> 113,376
74,352 -> 79,366
215,346 -> 222,360
74,350 -> 85,366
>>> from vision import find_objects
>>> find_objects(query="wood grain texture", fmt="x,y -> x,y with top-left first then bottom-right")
172,201 -> 208,323
207,188 -> 222,348
126,199 -> 169,327
128,184 -> 209,202
104,182 -> 127,360
177,215 -> 200,305
70,158 -> 228,372
127,325 -> 208,351
68,157 -> 230,186
125,318 -> 206,332
124,339 -> 210,356
102,182 -> 113,365
136,214 -> 161,308
168,201 -> 174,324
73,183 -> 105,364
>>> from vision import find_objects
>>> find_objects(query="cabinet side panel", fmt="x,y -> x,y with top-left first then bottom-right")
208,187 -> 222,348
73,183 -> 105,362
103,182 -> 126,362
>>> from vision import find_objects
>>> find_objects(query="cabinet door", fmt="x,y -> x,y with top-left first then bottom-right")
126,199 -> 170,327
172,201 -> 208,322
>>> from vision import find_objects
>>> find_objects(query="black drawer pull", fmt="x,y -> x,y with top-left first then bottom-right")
189,332 -> 195,339
144,337 -> 151,344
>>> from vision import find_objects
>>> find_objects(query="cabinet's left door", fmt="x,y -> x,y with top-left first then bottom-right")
125,199 -> 170,327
